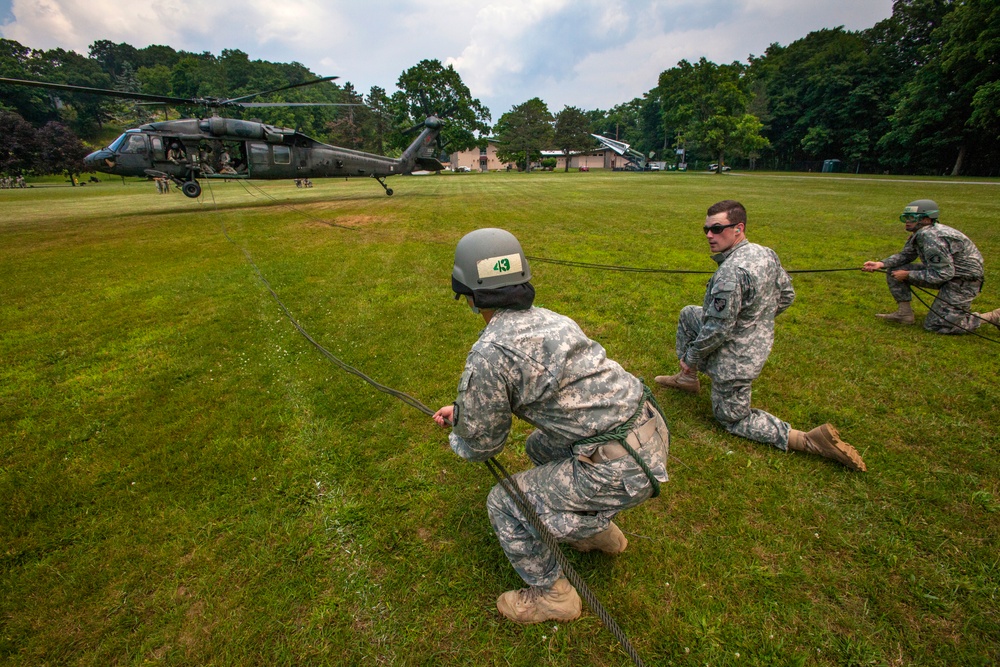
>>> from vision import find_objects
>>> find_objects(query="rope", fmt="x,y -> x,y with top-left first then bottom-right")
235,178 -> 359,231
871,267 -> 1000,343
907,283 -> 1000,343
527,254 -> 862,275
484,457 -> 648,667
213,209 -> 650,667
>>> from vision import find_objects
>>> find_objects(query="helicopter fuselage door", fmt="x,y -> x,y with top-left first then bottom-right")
247,141 -> 296,179
117,133 -> 150,175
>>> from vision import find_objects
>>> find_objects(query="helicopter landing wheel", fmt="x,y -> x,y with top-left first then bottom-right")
181,181 -> 202,198
385,188 -> 393,196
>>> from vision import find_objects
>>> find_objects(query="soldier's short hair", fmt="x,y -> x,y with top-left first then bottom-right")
707,200 -> 747,227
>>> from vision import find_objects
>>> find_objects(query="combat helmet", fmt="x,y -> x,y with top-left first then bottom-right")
452,228 -> 533,311
900,199 -> 939,222
452,228 -> 531,295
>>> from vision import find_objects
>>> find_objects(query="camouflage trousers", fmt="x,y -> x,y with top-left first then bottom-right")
485,405 -> 668,588
677,306 -> 790,449
887,264 -> 983,334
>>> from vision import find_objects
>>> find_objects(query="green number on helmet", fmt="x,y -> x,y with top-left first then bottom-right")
493,258 -> 511,272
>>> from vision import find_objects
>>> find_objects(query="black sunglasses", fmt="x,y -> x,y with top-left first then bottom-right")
703,222 -> 740,235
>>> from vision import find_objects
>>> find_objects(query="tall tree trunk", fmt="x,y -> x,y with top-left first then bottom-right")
950,144 -> 966,176
564,149 -> 569,172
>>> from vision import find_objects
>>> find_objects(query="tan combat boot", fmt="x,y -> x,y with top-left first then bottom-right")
974,307 -> 1000,330
875,301 -> 914,324
654,370 -> 700,394
568,521 -> 628,554
787,424 -> 867,471
496,577 -> 582,624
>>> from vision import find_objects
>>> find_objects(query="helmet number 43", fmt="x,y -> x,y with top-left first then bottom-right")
477,253 -> 523,279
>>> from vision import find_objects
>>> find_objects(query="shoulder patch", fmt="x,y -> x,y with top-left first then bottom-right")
713,297 -> 727,312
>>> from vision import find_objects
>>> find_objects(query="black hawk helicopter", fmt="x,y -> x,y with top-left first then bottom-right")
0,76 -> 447,198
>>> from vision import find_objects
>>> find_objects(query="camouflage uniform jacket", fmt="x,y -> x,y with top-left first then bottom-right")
683,239 -> 795,383
880,223 -> 984,285
449,307 -> 644,463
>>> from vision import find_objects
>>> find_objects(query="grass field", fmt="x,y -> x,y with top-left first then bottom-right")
2,171 -> 999,666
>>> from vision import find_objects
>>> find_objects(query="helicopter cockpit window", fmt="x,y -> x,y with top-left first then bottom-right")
120,134 -> 148,154
273,145 -> 291,165
108,134 -> 129,151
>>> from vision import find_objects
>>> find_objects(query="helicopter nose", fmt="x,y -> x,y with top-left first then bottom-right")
85,149 -> 116,170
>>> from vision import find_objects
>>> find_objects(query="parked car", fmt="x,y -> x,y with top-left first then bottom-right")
456,166 -> 471,172
708,163 -> 732,172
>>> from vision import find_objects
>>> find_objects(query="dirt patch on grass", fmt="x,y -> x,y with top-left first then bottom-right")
305,215 -> 385,229
178,598 -> 215,656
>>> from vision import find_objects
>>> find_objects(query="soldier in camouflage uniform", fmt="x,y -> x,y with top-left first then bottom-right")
862,199 -> 1000,333
433,228 -> 669,625
656,200 -> 866,471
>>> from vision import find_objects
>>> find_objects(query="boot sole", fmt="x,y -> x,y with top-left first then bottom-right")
813,424 -> 867,472
654,377 -> 700,394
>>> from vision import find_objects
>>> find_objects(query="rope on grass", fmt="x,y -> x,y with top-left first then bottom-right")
526,254 -> 863,275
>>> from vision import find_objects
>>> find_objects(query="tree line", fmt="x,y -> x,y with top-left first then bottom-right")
1,0 -> 997,178
594,0 -> 1000,176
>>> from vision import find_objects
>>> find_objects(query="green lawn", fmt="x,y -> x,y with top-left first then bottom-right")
2,171 -> 998,666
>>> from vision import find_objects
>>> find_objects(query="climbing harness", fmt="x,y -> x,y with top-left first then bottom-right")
573,384 -> 667,498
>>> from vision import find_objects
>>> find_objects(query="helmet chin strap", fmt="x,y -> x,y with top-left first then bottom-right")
466,296 -> 480,315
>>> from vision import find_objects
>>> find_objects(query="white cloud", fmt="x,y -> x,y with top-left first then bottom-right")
0,0 -> 893,117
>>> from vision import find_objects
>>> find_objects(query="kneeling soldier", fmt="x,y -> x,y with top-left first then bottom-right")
434,228 -> 669,624
862,199 -> 999,333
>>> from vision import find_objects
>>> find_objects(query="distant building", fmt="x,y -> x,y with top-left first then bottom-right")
449,139 -> 514,172
449,136 -> 640,172
540,148 -> 629,170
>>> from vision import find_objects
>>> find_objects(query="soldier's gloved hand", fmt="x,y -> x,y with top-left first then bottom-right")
433,405 -> 455,427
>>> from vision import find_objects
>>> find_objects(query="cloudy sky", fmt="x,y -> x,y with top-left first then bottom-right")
1,0 -> 893,119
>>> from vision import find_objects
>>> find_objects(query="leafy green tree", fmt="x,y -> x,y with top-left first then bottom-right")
494,97 -> 553,171
325,82 -> 365,150
365,86 -> 391,155
88,40 -> 139,78
108,62 -> 152,126
750,29 -> 874,167
0,39 -> 54,124
874,0 -> 971,173
937,0 -> 1000,174
136,64 -> 172,97
134,44 -> 180,71
656,58 -> 768,171
390,59 -> 491,152
553,105 -> 595,171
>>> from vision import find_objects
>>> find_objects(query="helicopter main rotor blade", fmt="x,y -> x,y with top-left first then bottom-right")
223,75 -> 339,105
0,76 -> 201,105
239,102 -> 362,107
